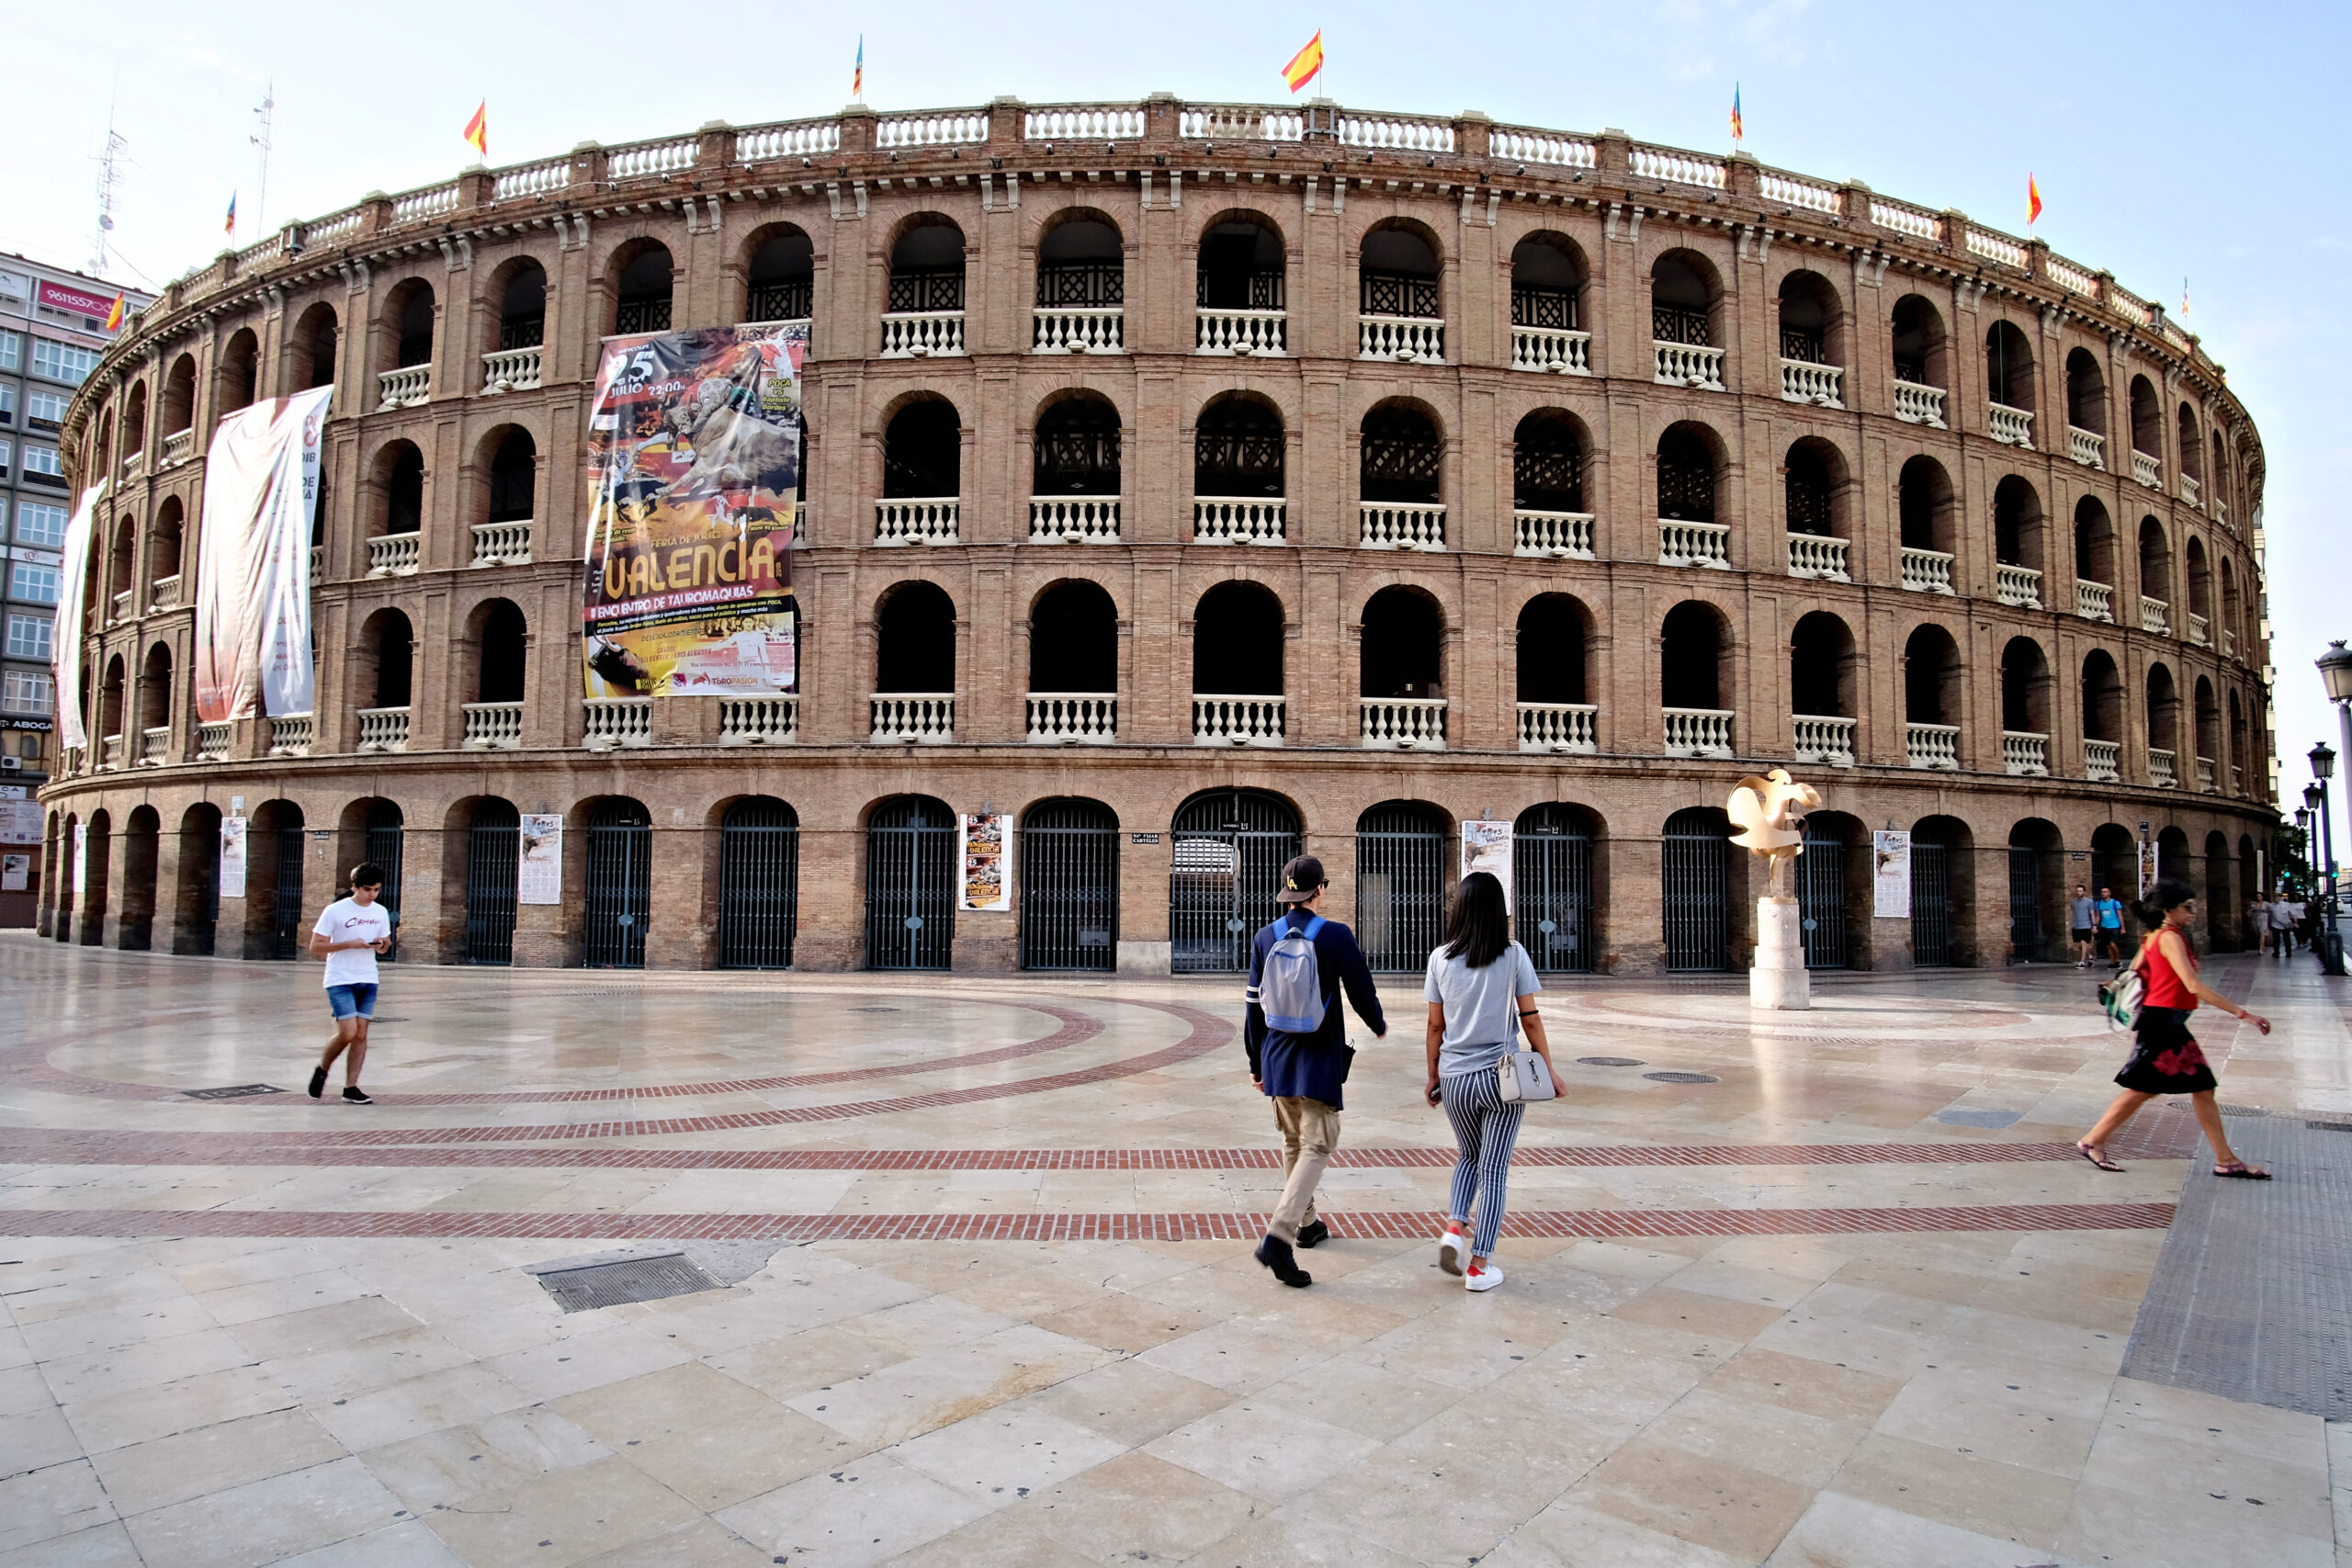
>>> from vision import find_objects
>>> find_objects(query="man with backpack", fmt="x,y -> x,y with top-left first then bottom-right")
1243,854 -> 1386,1289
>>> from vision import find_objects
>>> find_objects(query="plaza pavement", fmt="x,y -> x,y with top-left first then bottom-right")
0,933 -> 2346,1567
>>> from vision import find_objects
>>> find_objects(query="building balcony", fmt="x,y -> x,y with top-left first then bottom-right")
110,590 -> 132,625
356,706 -> 411,753
266,714 -> 314,758
1028,496 -> 1120,545
876,499 -> 959,547
1192,498 -> 1286,546
1193,694 -> 1285,747
2067,426 -> 2106,469
1360,502 -> 1445,551
150,575 -> 182,614
1653,342 -> 1725,390
1779,359 -> 1844,408
870,694 -> 954,744
2075,580 -> 2113,622
2149,747 -> 2177,788
1194,308 -> 1287,356
99,734 -> 124,772
1658,520 -> 1730,570
2141,595 -> 2170,636
1892,380 -> 1947,428
1996,564 -> 2041,609
161,428 -> 194,467
2196,755 -> 2217,794
1518,702 -> 1598,755
462,702 -> 524,750
2184,612 -> 2209,648
2222,626 -> 2237,659
1510,326 -> 1590,375
2181,473 -> 2202,508
879,310 -> 967,358
1792,714 -> 1855,768
1906,722 -> 1960,771
1514,510 -> 1595,559
1663,707 -> 1734,759
2085,739 -> 2121,783
311,545 -> 325,580
1988,404 -> 2034,448
197,721 -> 232,761
368,533 -> 422,577
1362,697 -> 1446,750
1027,694 -> 1117,744
2132,450 -> 2162,490
582,697 -> 652,750
118,453 -> 143,485
1032,307 -> 1124,355
2002,730 -> 2050,777
719,694 -> 800,745
1901,547 -> 1956,595
471,521 -> 534,567
138,726 -> 169,766
1358,315 -> 1444,363
376,365 -> 431,410
481,345 -> 543,394
1785,534 -> 1850,582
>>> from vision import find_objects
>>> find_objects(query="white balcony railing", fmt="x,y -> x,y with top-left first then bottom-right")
1785,534 -> 1850,582
1510,326 -> 1591,375
149,575 -> 181,613
2075,580 -> 2113,622
110,590 -> 132,625
1362,697 -> 1447,750
1791,714 -> 1856,768
1663,707 -> 1734,758
718,694 -> 800,745
1360,502 -> 1446,551
1900,547 -> 1956,595
470,521 -> 534,567
311,545 -> 325,581
1026,694 -> 1117,744
1988,405 -> 2034,447
1514,510 -> 1595,559
461,702 -> 524,750
2002,730 -> 2049,777
1658,520 -> 1731,570
1032,307 -> 1124,355
2196,755 -> 2218,794
368,533 -> 422,577
876,499 -> 959,547
197,720 -> 232,761
2233,761 -> 2245,795
375,365 -> 430,410
1779,359 -> 1844,407
138,727 -> 169,766
879,310 -> 967,358
1892,381 -> 1947,427
481,345 -> 543,394
1028,496 -> 1120,545
870,693 -> 955,744
1193,694 -> 1286,747
2084,739 -> 2120,783
356,706 -> 411,753
1654,342 -> 1725,389
1195,308 -> 1287,356
2181,473 -> 2201,508
582,697 -> 652,750
1906,722 -> 1960,771
2222,626 -> 2237,660
2068,426 -> 2106,468
1517,702 -> 1599,754
2141,596 -> 2170,636
1996,563 -> 2041,609
2149,747 -> 2177,788
118,453 -> 142,485
1192,498 -> 1286,546
2132,450 -> 2162,489
1358,315 -> 1444,363
266,713 -> 314,757
2188,612 -> 2210,647
161,428 -> 194,467
99,734 -> 124,771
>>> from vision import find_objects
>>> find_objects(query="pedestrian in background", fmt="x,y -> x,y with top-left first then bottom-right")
2095,886 -> 2127,966
2070,884 -> 2097,968
2269,894 -> 2297,958
2244,895 -> 2270,954
308,863 -> 393,1105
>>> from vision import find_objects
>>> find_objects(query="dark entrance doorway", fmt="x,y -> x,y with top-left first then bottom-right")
866,795 -> 955,969
1021,798 -> 1118,971
1170,789 -> 1300,973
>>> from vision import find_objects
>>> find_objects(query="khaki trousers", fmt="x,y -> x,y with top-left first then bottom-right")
1269,1096 -> 1340,1244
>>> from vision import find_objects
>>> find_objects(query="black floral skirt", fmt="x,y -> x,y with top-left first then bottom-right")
2116,1006 -> 2218,1095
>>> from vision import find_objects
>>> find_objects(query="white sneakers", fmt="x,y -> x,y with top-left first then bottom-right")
1437,1226 -> 1466,1277
1464,1262 -> 1504,1292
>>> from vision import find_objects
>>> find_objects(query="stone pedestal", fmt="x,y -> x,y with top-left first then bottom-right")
1750,897 -> 1811,1010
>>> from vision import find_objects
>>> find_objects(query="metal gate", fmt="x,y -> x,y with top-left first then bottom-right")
1355,803 -> 1446,972
583,800 -> 652,968
865,796 -> 955,970
1170,790 -> 1301,973
2008,846 -> 2042,961
366,810 -> 404,963
1796,826 -> 1849,969
1514,806 -> 1595,974
1022,799 -> 1118,971
1910,840 -> 1952,964
1662,808 -> 1731,972
718,798 -> 798,969
180,819 -> 220,955
466,800 -> 519,965
270,827 -> 306,959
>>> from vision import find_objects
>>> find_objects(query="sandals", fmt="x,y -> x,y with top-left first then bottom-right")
2075,1142 -> 2125,1172
2213,1162 -> 2273,1179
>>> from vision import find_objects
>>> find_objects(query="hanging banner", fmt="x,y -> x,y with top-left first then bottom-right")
517,814 -> 563,905
51,483 -> 102,751
193,388 -> 329,723
2138,839 -> 2159,897
1871,830 -> 1912,917
71,822 -> 87,898
958,814 -> 1011,912
582,321 -> 806,698
1461,820 -> 1514,892
2,854 -> 28,893
219,817 -> 248,899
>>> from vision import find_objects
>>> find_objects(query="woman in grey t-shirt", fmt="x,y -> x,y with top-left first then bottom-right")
1422,872 -> 1566,1292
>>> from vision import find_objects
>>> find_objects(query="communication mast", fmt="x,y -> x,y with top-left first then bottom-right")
92,116 -> 127,274
251,82 -> 275,233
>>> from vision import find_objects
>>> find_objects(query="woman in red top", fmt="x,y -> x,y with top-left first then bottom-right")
2077,879 -> 2273,1177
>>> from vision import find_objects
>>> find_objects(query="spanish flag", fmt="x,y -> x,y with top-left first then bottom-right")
104,292 -> 125,333
2027,173 -> 2042,227
1282,31 -> 1324,94
463,100 -> 488,158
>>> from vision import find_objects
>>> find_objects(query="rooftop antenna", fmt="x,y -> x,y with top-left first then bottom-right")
251,81 -> 275,233
92,112 -> 127,274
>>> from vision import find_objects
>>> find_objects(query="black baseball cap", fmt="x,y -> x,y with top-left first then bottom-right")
1275,855 -> 1327,903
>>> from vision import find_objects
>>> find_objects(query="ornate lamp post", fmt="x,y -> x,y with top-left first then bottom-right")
2312,742 -> 2344,974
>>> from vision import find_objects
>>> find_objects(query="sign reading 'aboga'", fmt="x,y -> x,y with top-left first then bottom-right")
193,388 -> 330,723
582,321 -> 807,698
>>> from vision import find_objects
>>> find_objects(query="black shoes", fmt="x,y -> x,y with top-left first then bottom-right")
308,1067 -> 327,1100
1255,1235 -> 1311,1288
1295,1219 -> 1330,1249
341,1087 -> 373,1104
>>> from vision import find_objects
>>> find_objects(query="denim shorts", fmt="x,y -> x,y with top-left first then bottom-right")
326,983 -> 379,1021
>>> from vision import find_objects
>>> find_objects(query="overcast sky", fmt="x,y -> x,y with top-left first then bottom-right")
12,0 -> 2346,834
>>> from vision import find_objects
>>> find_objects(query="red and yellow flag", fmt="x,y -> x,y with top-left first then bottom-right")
1282,31 -> 1324,94
2027,173 -> 2042,227
103,292 -> 125,333
462,100 -> 488,157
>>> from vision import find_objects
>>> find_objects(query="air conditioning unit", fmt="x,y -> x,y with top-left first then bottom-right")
0,757 -> 21,772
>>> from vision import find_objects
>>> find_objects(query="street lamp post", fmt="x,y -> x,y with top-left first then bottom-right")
2318,643 -> 2352,975
2311,744 -> 2345,974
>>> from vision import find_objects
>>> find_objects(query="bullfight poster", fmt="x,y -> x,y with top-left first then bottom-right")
1461,820 -> 1513,890
516,814 -> 563,905
193,388 -> 328,723
582,321 -> 807,698
1871,830 -> 1912,918
958,814 -> 1012,912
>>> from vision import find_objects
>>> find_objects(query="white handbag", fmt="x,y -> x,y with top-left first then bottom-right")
1494,986 -> 1556,1103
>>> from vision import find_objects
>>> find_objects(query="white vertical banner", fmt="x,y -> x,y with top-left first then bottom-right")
1,854 -> 28,892
194,387 -> 329,722
958,814 -> 1010,911
51,484 -> 103,751
1871,830 -> 1912,917
71,823 -> 88,898
219,817 -> 248,899
1461,820 -> 1513,891
517,814 -> 563,905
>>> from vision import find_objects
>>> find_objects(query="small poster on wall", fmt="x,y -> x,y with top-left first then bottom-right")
220,817 -> 248,899
958,814 -> 1011,912
72,823 -> 87,898
2138,839 -> 2159,897
3,853 -> 28,892
1461,820 -> 1513,891
1871,830 -> 1912,917
518,814 -> 563,905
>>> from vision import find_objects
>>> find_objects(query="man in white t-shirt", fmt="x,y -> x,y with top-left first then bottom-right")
307,863 -> 394,1104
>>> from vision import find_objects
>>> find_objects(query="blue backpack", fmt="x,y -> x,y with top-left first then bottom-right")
1260,915 -> 1329,1033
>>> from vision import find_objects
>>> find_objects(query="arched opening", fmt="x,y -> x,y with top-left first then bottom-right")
384,278 -> 435,371
1510,234 -> 1585,350
161,355 -> 196,441
1782,436 -> 1846,540
1193,394 -> 1284,503
1776,269 -> 1842,368
614,243 -> 675,334
1513,411 -> 1585,515
499,262 -> 546,349
1657,422 -> 1718,524
1355,800 -> 1449,972
1796,811 -> 1862,969
75,810 -> 111,947
2240,836 -> 2260,932
291,302 -> 337,392
1359,223 -> 1441,320
2229,690 -> 2249,794
2205,829 -> 2234,949
464,797 -> 520,964
150,497 -> 184,590
1662,807 -> 1733,972
1020,797 -> 1119,971
2185,536 -> 2211,632
487,429 -> 536,525
883,398 -> 961,499
746,228 -> 814,323
138,643 -> 172,738
1360,403 -> 1441,506
1192,581 -> 1284,698
1197,217 -> 1284,311
1889,293 -> 1948,394
119,806 -> 160,952
217,329 -> 259,416
1033,394 -> 1121,497
174,802 -> 221,955
2008,818 -> 2064,962
1909,816 -> 1973,966
97,654 -> 125,745
1661,599 -> 1726,712
2221,558 -> 2242,654
247,799 -> 305,960
1904,624 -> 1962,766
107,517 -> 136,600
1790,609 -> 1857,725
471,599 -> 527,705
582,797 -> 652,968
2001,637 -> 2052,764
375,441 -> 424,537
865,795 -> 956,969
2193,676 -> 2221,786
1035,215 -> 1124,309
2065,348 -> 2107,443
2139,516 -> 2171,611
1984,320 -> 2034,411
1361,586 -> 1442,701
347,798 -> 405,963
2074,496 -> 2116,599
1993,475 -> 2044,573
1515,803 -> 1601,973
2129,376 -> 2161,458
2082,649 -> 2125,744
2157,826 -> 2189,892
1516,593 -> 1590,707
2147,663 -> 2181,777
1897,455 -> 1954,559
1170,788 -> 1301,973
1651,251 -> 1717,349
888,218 -> 967,314
2091,823 -> 2137,924
360,609 -> 413,713
876,581 -> 956,694
718,797 -> 800,969
1029,580 -> 1117,696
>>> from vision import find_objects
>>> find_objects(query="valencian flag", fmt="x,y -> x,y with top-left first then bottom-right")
1282,31 -> 1324,94
463,100 -> 488,157
2028,173 -> 2043,227
853,36 -> 864,98
104,292 -> 125,332
224,192 -> 237,235
1730,84 -> 1743,144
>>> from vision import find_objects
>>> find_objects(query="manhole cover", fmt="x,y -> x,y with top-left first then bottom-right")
2308,1121 -> 2352,1133
183,1084 -> 285,1100
850,1007 -> 899,1013
368,1017 -> 411,1023
1576,1056 -> 1645,1067
535,1253 -> 726,1312
1643,1071 -> 1720,1084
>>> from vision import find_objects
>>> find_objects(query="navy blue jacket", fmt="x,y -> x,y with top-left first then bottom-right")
1243,910 -> 1386,1109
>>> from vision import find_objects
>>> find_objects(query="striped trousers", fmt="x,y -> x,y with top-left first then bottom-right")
1439,1067 -> 1526,1257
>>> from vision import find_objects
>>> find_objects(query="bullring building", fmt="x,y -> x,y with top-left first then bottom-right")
40,96 -> 2276,976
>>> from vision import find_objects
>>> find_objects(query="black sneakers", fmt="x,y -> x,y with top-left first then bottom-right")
341,1087 -> 373,1105
1295,1219 -> 1330,1249
1254,1235 -> 1311,1288
308,1067 -> 327,1100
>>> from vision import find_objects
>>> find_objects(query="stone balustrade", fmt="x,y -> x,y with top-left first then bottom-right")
1026,694 -> 1117,744
470,521 -> 534,567
718,695 -> 800,745
2141,596 -> 2170,636
1361,697 -> 1447,750
1892,381 -> 1946,427
876,500 -> 959,546
2188,612 -> 2210,647
1996,563 -> 2041,609
1653,342 -> 1725,389
1662,707 -> 1734,759
119,453 -> 142,484
1193,695 -> 1285,747
2002,730 -> 2049,776
1514,510 -> 1595,559
2222,626 -> 2237,659
1517,702 -> 1599,754
1785,534 -> 1850,582
139,727 -> 169,766
197,721 -> 232,761
368,533 -> 422,577
1510,327 -> 1590,375
2068,426 -> 2106,468
1358,315 -> 1444,363
2181,473 -> 2201,508
2076,580 -> 2113,622
582,697 -> 652,750
2149,747 -> 2177,788
99,734 -> 123,771
2084,739 -> 2120,783
1360,502 -> 1446,551
1791,714 -> 1856,768
356,706 -> 411,753
110,591 -> 131,625
1028,497 -> 1121,545
1194,308 -> 1286,355
2132,450 -> 2162,489
481,345 -> 543,393
1032,307 -> 1124,354
1907,722 -> 1960,771
375,365 -> 430,410
267,714 -> 313,757
1989,405 -> 2033,447
1900,547 -> 1955,595
1658,520 -> 1731,570
149,575 -> 181,613
879,310 -> 966,357
2196,755 -> 2217,794
462,702 -> 524,750
870,694 -> 955,744
310,545 -> 324,581
1778,359 -> 1844,407
161,428 -> 193,467
1192,498 -> 1286,546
